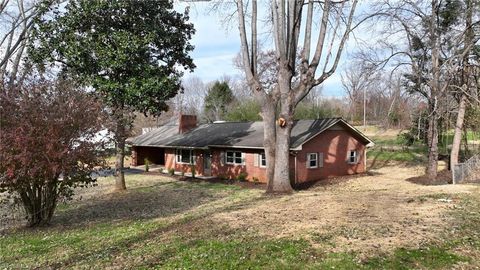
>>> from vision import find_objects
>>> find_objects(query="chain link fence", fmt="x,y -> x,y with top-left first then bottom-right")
453,155 -> 480,184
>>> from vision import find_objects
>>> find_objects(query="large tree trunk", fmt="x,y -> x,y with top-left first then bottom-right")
272,122 -> 293,193
426,0 -> 440,180
114,117 -> 127,191
262,103 -> 277,192
426,106 -> 439,179
270,86 -> 294,193
450,93 -> 467,170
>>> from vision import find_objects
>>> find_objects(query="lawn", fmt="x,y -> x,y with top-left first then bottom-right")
1,166 -> 479,269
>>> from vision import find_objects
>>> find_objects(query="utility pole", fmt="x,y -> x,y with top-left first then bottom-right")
363,85 -> 367,131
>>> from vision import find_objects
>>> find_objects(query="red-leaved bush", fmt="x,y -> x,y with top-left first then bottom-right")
0,80 -> 106,227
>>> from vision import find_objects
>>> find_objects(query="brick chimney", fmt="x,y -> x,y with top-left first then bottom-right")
179,114 -> 197,134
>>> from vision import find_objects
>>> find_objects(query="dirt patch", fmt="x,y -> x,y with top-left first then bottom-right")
208,165 -> 477,255
294,172 -> 372,190
407,169 -> 453,185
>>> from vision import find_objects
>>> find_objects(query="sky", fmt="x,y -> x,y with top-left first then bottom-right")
174,1 -> 361,98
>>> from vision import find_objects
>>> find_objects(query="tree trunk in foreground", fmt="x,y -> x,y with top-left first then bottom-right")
262,104 -> 277,193
450,93 -> 467,170
426,107 -> 439,179
426,0 -> 440,180
271,86 -> 294,193
272,122 -> 293,193
115,118 -> 127,191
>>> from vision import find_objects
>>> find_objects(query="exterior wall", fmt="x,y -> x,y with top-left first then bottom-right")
164,147 -> 268,182
294,129 -> 366,184
209,148 -> 268,183
131,146 -> 165,166
165,148 -> 204,175
165,148 -> 175,170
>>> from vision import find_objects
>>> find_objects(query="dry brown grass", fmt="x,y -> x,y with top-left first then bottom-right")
48,165 -> 478,257
1,162 -> 478,260
199,165 -> 477,255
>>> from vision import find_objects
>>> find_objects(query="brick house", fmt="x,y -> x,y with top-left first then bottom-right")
127,115 -> 374,184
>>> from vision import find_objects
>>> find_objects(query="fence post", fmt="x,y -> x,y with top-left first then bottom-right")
452,165 -> 456,185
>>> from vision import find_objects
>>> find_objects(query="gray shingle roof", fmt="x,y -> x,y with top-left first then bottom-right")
128,118 -> 373,149
126,125 -> 180,146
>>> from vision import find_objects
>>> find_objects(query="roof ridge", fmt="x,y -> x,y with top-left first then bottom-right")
200,118 -> 343,125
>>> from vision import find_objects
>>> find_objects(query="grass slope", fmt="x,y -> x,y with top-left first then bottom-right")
0,172 -> 479,269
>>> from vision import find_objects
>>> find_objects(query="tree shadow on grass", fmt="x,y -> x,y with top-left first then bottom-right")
41,190 -> 271,269
51,180 -> 240,229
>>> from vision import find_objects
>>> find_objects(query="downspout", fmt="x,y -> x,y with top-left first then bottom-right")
293,151 -> 298,185
295,154 -> 298,185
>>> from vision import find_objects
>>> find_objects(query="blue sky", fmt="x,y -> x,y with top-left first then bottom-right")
175,2 -> 369,98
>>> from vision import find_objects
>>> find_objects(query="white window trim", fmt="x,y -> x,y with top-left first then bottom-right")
225,150 -> 245,165
260,152 -> 267,168
176,149 -> 194,164
348,150 -> 358,164
307,153 -> 318,169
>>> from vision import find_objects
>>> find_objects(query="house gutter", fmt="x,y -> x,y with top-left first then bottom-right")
208,145 -> 265,150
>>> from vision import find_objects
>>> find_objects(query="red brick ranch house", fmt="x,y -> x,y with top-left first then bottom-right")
127,115 -> 374,185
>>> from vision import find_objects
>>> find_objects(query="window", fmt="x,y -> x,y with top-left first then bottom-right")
307,153 -> 318,168
348,150 -> 358,164
176,149 -> 194,164
260,152 -> 266,167
226,151 -> 244,165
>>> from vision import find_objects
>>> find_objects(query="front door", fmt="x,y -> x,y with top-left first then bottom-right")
203,151 -> 212,176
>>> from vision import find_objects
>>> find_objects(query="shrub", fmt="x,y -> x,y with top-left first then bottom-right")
252,177 -> 260,185
168,168 -> 175,176
237,172 -> 248,182
0,80 -> 105,227
144,158 -> 150,172
398,132 -> 415,146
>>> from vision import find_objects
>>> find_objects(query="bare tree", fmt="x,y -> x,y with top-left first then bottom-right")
450,0 -> 478,173
0,0 -> 55,88
235,0 -> 358,192
341,62 -> 375,124
174,75 -> 208,115
360,0 -> 473,179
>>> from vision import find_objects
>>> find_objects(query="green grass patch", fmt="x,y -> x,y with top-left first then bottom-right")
364,246 -> 467,269
367,148 -> 427,162
0,220 -> 163,269
156,238 -> 317,270
439,130 -> 479,146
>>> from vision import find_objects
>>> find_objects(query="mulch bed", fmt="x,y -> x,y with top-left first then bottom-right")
406,169 -> 453,185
